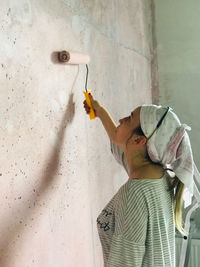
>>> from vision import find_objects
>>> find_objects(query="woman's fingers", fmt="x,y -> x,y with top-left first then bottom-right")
83,93 -> 100,117
83,100 -> 90,114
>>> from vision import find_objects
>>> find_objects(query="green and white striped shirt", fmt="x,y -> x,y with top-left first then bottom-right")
97,141 -> 175,267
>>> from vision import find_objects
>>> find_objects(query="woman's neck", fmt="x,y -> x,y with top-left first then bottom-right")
124,152 -> 164,180
128,164 -> 165,180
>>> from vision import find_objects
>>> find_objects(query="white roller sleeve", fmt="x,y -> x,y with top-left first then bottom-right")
67,52 -> 90,64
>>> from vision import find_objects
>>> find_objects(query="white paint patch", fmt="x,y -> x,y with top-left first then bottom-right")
51,99 -> 60,112
5,120 -> 14,134
71,15 -> 92,47
0,24 -> 20,58
72,16 -> 84,35
58,90 -> 67,106
10,0 -> 32,24
134,68 -> 138,84
49,130 -> 58,147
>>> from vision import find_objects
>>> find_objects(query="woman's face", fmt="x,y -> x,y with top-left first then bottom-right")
115,106 -> 141,146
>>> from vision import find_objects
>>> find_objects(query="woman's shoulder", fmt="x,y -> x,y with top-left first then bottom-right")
126,173 -> 170,192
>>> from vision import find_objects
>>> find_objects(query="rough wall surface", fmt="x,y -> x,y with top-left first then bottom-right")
153,0 -> 200,245
153,0 -> 200,168
0,0 -> 152,266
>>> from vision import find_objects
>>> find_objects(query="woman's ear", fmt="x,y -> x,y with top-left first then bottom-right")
134,136 -> 147,145
142,136 -> 147,145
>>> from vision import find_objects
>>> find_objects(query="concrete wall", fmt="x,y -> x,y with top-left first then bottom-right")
0,0 -> 153,266
153,0 -> 200,230
153,0 -> 200,168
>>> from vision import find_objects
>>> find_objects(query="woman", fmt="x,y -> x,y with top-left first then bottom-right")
83,94 -> 194,267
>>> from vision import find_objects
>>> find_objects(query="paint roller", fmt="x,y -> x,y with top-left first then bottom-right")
58,51 -> 96,120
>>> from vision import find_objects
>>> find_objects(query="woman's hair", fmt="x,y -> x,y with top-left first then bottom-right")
167,176 -> 186,236
132,125 -> 186,236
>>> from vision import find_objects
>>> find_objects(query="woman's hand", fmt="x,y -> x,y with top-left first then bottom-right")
83,93 -> 102,117
83,93 -> 117,141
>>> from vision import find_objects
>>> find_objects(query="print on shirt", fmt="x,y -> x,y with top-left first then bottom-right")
97,209 -> 113,232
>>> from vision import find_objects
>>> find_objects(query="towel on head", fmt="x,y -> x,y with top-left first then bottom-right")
140,104 -> 194,207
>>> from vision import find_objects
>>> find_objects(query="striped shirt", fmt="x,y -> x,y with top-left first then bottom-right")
96,140 -> 175,267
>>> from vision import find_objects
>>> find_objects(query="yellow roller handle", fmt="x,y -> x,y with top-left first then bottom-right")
83,90 -> 96,120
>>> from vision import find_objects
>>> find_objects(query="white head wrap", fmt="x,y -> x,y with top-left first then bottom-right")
140,104 -> 195,203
